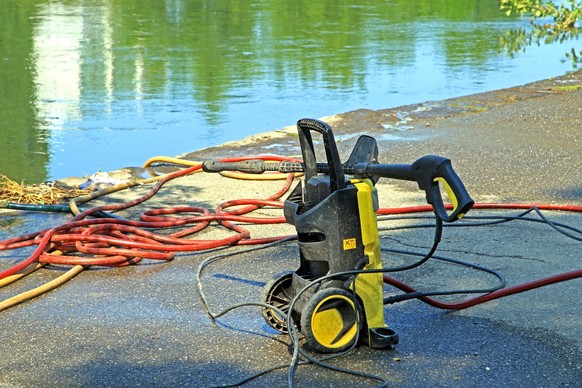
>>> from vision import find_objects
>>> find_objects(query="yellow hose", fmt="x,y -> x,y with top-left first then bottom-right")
0,262 -> 45,288
142,156 -> 199,168
143,155 -> 302,180
1,154 -> 294,312
68,175 -> 162,215
0,264 -> 85,312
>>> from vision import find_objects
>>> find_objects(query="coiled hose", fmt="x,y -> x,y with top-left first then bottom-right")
1,155 -> 581,312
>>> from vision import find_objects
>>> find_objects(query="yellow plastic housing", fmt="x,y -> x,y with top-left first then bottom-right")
351,179 -> 387,332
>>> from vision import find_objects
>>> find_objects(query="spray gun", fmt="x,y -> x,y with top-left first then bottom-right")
203,118 -> 473,352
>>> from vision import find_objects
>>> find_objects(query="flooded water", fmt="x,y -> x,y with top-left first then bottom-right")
1,0 -> 579,183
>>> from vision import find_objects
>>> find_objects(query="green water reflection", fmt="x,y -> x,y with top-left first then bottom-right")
1,1 -> 47,183
0,0 -> 577,182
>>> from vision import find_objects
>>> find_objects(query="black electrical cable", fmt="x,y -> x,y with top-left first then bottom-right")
379,216 -> 442,272
381,249 -> 506,304
196,205 -> 581,387
196,237 -> 296,322
197,217 -> 446,386
511,206 -> 582,241
378,206 -> 582,241
1,202 -> 122,219
196,237 -> 389,387
199,242 -> 504,387
468,214 -> 582,235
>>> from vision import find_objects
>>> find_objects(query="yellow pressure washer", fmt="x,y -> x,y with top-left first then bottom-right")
203,118 -> 473,352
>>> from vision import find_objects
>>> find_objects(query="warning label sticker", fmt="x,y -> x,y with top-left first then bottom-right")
343,238 -> 357,250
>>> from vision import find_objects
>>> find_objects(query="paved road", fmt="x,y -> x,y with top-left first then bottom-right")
1,71 -> 581,387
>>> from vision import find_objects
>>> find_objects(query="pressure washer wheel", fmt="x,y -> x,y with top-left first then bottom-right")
260,271 -> 294,333
300,287 -> 363,353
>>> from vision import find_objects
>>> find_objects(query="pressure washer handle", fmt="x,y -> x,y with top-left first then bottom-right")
362,155 -> 473,222
413,155 -> 474,222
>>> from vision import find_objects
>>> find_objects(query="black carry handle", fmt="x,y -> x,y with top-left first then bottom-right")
296,118 -> 346,192
202,118 -> 346,192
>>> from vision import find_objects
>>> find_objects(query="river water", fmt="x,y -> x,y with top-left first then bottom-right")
1,0 -> 579,183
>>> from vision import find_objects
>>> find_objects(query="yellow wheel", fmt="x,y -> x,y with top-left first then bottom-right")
300,288 -> 362,353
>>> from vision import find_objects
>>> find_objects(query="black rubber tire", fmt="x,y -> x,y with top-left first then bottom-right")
260,271 -> 294,333
300,287 -> 362,353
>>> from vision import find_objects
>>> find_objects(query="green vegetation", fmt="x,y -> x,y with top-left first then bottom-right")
501,0 -> 581,30
499,0 -> 582,67
553,83 -> 582,90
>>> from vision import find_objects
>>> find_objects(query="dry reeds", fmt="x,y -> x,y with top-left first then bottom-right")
0,174 -> 90,205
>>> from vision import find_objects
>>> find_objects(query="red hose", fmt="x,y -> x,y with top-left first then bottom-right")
380,202 -> 582,310
0,156 -> 297,276
377,202 -> 582,215
383,270 -> 582,310
1,156 -> 580,312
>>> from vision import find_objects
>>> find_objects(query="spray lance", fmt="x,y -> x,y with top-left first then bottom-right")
202,118 -> 474,352
203,123 -> 473,222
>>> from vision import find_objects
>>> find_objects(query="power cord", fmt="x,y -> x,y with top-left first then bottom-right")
196,237 -> 392,387
196,205 -> 581,387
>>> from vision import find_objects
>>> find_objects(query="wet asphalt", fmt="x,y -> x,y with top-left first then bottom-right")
1,71 -> 581,387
